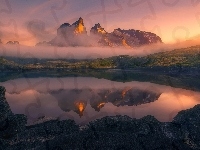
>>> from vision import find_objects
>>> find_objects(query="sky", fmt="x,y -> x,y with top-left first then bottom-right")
1,0 -> 200,46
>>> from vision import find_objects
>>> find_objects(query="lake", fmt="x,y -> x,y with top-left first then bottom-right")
0,77 -> 200,125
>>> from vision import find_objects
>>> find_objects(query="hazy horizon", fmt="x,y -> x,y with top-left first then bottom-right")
1,38 -> 200,59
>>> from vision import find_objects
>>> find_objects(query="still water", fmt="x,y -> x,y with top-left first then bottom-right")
1,77 -> 200,125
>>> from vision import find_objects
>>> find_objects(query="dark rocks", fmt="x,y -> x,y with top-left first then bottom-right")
0,86 -> 12,128
0,86 -> 27,142
172,105 -> 200,149
1,85 -> 200,149
0,87 -> 12,110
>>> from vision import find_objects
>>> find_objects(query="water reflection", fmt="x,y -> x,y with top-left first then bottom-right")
0,77 -> 200,125
51,88 -> 161,117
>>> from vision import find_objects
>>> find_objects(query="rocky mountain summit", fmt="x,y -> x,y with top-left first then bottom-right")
48,17 -> 162,48
90,23 -> 107,35
90,24 -> 162,47
50,17 -> 88,47
1,85 -> 200,149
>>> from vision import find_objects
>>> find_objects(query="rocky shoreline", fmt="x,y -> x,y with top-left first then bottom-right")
0,86 -> 200,149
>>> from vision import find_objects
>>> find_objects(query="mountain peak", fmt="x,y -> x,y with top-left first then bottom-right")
79,17 -> 83,22
93,23 -> 101,28
59,23 -> 71,28
72,17 -> 84,26
50,17 -> 88,46
90,23 -> 107,34
72,17 -> 86,34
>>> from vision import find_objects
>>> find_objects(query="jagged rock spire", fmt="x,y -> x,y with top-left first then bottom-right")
90,23 -> 107,34
72,17 -> 86,34
72,17 -> 84,26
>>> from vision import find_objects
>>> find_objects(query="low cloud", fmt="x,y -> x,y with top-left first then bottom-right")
0,37 -> 200,59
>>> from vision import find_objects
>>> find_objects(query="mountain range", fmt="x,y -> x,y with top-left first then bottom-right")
37,17 -> 162,48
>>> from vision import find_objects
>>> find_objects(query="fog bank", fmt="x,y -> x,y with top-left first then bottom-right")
0,40 -> 200,59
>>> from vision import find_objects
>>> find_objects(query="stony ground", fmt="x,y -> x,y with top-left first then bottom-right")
0,86 -> 200,150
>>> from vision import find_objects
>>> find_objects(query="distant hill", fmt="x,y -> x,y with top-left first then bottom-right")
75,45 -> 200,69
136,45 -> 200,67
6,41 -> 20,45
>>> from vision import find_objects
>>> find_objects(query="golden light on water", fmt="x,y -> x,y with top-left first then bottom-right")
121,87 -> 131,98
97,102 -> 106,109
74,101 -> 86,117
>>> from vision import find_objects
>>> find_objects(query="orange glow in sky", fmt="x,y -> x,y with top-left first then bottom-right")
1,1 -> 200,46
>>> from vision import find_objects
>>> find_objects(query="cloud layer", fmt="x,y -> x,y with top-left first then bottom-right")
1,37 -> 200,59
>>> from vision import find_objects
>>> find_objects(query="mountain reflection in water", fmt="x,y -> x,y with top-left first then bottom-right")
1,77 -> 200,125
51,88 -> 161,117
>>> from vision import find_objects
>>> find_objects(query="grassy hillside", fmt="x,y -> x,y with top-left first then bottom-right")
0,57 -> 21,70
106,45 -> 200,68
1,45 -> 200,70
145,45 -> 200,67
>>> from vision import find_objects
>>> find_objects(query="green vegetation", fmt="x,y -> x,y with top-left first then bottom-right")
145,45 -> 200,67
1,45 -> 200,70
104,45 -> 200,68
0,57 -> 21,70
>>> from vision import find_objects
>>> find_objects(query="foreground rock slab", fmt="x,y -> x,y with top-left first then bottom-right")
0,86 -> 199,149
